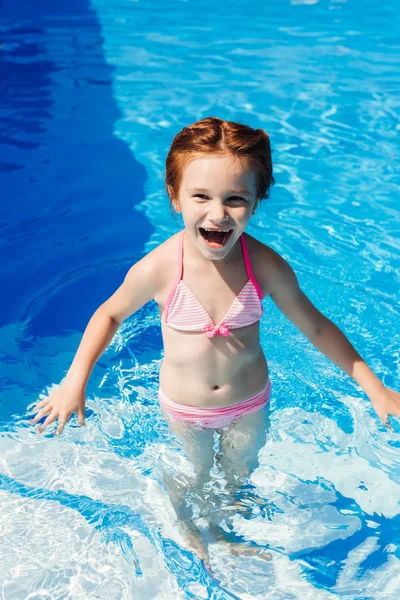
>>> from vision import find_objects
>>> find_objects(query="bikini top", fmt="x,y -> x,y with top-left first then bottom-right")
162,229 -> 263,337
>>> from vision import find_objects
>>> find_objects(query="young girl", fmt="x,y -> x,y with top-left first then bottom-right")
30,116 -> 400,564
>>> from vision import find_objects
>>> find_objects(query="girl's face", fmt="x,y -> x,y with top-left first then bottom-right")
170,153 -> 258,261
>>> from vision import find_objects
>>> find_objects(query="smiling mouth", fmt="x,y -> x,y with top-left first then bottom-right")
199,228 -> 233,247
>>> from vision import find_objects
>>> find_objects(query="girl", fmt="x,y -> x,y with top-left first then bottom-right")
30,116 -> 400,564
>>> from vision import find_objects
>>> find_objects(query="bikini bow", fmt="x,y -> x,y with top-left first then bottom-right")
204,324 -> 230,338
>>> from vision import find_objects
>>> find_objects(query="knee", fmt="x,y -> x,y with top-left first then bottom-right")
216,449 -> 259,483
190,463 -> 212,488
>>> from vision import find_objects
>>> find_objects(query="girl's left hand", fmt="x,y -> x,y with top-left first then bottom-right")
368,387 -> 400,430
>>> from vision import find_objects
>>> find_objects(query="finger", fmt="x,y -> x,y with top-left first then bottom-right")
30,406 -> 52,426
381,414 -> 393,431
77,410 -> 85,427
32,397 -> 50,411
54,417 -> 68,437
30,399 -> 51,419
36,410 -> 58,433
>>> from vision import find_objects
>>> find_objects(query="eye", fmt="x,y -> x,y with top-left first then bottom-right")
228,196 -> 246,203
192,194 -> 247,203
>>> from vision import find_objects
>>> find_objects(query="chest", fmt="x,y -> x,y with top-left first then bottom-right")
158,264 -> 249,325
190,271 -> 250,322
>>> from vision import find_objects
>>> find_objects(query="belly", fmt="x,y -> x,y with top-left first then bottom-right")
159,322 -> 269,407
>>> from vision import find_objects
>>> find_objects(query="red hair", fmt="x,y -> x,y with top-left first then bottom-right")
165,116 -> 275,211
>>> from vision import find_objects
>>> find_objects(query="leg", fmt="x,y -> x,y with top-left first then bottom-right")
211,403 -> 272,560
161,409 -> 215,564
162,409 -> 215,485
216,402 -> 270,484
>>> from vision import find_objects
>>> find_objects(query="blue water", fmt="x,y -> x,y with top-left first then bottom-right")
1,0 -> 399,597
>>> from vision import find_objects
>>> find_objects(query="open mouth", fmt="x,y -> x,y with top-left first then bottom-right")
199,227 -> 233,248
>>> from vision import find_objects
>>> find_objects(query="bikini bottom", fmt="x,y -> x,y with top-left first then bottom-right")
158,377 -> 271,429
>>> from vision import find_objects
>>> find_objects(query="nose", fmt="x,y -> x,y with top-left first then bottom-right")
210,200 -> 228,224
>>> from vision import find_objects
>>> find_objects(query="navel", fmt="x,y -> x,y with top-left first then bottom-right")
211,385 -> 220,390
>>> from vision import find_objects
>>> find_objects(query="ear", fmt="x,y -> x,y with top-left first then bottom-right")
167,185 -> 180,213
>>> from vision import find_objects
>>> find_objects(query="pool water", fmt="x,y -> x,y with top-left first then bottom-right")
1,0 -> 399,598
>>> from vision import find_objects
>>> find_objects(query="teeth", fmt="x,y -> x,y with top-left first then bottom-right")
203,228 -> 231,232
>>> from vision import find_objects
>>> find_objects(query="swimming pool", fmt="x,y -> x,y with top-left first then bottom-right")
1,0 -> 399,597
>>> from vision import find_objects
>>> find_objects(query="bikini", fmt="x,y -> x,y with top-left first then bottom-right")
158,228 -> 271,428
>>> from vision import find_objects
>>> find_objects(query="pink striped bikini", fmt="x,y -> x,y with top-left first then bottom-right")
159,228 -> 271,428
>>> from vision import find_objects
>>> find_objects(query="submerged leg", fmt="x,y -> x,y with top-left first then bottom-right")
161,409 -> 215,564
211,403 -> 272,559
216,402 -> 270,483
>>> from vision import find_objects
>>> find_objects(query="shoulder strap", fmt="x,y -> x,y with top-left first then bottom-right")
240,234 -> 263,300
163,229 -> 185,321
177,228 -> 184,278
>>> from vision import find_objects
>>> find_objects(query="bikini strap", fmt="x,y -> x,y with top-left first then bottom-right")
240,234 -> 263,300
177,228 -> 184,278
163,229 -> 185,321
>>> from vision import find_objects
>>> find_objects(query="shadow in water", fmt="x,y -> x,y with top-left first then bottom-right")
0,0 -> 152,333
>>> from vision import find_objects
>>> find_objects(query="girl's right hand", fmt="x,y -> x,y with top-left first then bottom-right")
29,382 -> 86,436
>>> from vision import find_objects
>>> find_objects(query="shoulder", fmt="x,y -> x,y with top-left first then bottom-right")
148,230 -> 181,284
126,230 -> 182,305
131,230 -> 181,287
101,231 -> 180,324
243,232 -> 298,298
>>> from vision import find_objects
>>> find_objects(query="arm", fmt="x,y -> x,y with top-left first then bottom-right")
65,249 -> 159,389
31,250 -> 160,434
268,251 -> 400,427
63,308 -> 119,391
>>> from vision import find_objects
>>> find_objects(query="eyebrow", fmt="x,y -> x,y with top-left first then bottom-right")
188,187 -> 251,195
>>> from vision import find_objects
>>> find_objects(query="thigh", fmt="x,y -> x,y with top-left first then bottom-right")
161,409 -> 215,481
216,402 -> 270,481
